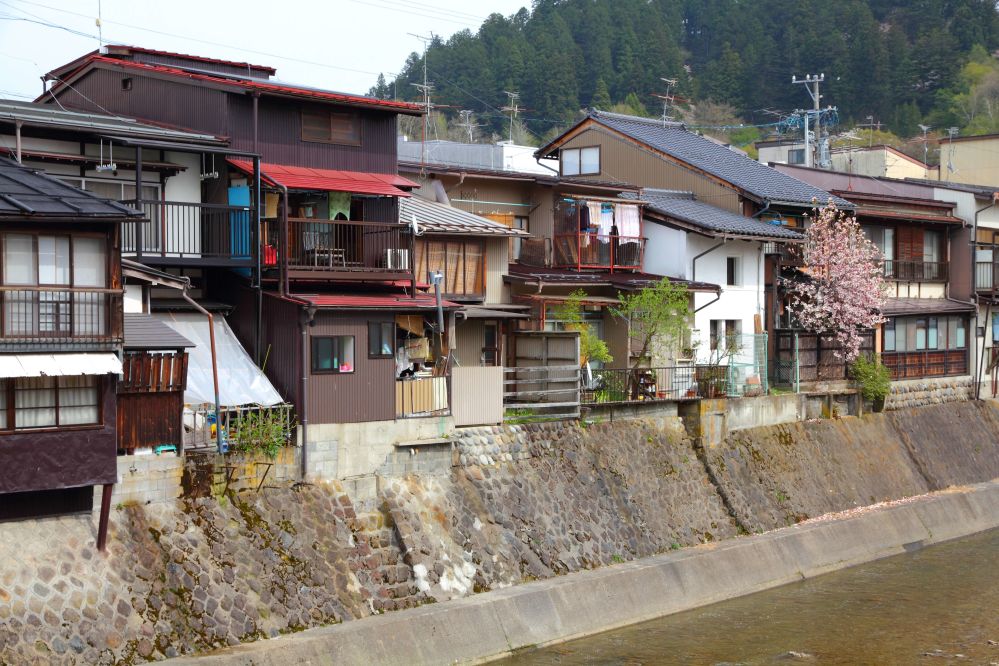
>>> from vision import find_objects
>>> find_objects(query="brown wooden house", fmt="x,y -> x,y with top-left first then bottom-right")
0,157 -> 138,543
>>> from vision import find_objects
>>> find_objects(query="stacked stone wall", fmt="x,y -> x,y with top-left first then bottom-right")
886,376 -> 974,410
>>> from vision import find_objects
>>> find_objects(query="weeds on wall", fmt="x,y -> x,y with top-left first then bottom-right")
229,409 -> 296,459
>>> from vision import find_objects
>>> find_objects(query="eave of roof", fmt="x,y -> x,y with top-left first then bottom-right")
400,196 -> 529,237
0,157 -> 143,219
505,265 -> 720,293
45,55 -> 424,116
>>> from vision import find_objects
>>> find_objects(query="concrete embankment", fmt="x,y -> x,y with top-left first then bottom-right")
172,479 -> 999,666
3,402 -> 999,664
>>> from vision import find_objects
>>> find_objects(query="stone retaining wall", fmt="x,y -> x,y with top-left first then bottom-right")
886,375 -> 974,411
97,454 -> 184,507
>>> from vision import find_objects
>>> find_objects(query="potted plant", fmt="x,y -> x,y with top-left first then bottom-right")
850,354 -> 891,412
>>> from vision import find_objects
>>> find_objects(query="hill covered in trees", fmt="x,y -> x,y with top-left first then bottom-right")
372,0 -> 999,150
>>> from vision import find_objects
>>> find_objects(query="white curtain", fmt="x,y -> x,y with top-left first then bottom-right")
58,376 -> 99,425
14,377 -> 57,428
38,236 -> 70,285
72,237 -> 108,337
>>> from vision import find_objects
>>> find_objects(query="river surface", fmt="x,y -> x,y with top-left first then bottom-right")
502,528 -> 999,666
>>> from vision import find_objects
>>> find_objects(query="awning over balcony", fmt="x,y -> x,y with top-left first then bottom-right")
227,159 -> 416,197
0,352 -> 122,378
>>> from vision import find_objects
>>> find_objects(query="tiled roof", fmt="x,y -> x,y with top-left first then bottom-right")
290,293 -> 460,310
634,189 -> 803,240
0,157 -> 142,218
400,196 -> 528,237
124,313 -> 194,350
46,55 -> 423,115
505,265 -> 720,293
882,298 -> 975,316
586,110 -> 850,207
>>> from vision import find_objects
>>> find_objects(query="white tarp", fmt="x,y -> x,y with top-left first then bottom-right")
0,352 -> 122,378
154,312 -> 284,407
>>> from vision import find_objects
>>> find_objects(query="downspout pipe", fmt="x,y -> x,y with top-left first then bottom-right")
973,195 -> 999,400
279,183 -> 289,297
15,119 -> 22,164
299,305 -> 317,480
182,290 -> 223,454
691,240 -> 727,283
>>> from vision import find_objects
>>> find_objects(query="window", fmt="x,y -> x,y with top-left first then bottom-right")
560,146 -> 600,176
511,216 -> 528,262
788,148 -> 806,164
726,257 -> 740,286
710,319 -> 741,351
368,322 -> 395,358
121,77 -> 132,91
1,376 -> 100,431
482,323 -> 500,366
301,109 -> 361,145
884,315 -> 968,352
311,336 -> 355,373
884,318 -> 896,352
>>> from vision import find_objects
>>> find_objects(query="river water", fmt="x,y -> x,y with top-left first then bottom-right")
502,528 -> 999,666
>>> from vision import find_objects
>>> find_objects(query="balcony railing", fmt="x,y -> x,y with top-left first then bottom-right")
121,200 -> 255,266
552,234 -> 645,271
881,349 -> 968,379
274,218 -> 414,279
977,261 -> 999,291
883,259 -> 948,282
395,375 -> 449,418
0,286 -> 120,349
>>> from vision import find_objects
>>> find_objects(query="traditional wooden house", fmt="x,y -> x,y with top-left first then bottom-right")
0,157 -> 138,545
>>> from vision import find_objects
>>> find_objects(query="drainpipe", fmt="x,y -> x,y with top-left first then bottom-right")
973,195 -> 999,400
299,305 -> 316,480
182,290 -> 223,454
279,183 -> 289,297
691,240 -> 726,282
14,119 -> 22,163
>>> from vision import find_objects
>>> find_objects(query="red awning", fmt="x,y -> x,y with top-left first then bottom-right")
227,159 -> 417,197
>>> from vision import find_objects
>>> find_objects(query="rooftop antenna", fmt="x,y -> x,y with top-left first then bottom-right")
96,0 -> 103,49
653,77 -> 678,126
917,124 -> 932,166
502,91 -> 520,144
457,109 -> 483,143
946,126 -> 959,175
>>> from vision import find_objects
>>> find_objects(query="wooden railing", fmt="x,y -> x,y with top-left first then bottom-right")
881,349 -> 968,379
121,200 -> 255,266
277,218 -> 413,278
884,259 -> 948,282
0,286 -> 121,348
552,234 -> 645,271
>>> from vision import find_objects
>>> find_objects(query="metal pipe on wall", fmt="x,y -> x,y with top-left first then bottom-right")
14,119 -> 22,163
299,306 -> 316,480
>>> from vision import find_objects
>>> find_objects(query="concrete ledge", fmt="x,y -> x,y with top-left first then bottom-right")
169,479 -> 999,666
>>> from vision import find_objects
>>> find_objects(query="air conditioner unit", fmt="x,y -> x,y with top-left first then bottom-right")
385,248 -> 410,270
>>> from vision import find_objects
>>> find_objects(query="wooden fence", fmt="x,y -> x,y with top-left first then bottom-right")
503,331 -> 580,421
117,350 -> 188,453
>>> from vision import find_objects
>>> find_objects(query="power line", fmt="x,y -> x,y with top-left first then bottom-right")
501,90 -> 520,143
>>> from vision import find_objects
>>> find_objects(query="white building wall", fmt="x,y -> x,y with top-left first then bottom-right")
642,223 -> 687,278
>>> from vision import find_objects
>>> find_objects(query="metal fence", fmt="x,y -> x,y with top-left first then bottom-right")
183,403 -> 295,453
772,329 -> 875,388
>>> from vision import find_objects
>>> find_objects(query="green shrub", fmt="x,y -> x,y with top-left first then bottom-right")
230,409 -> 293,459
850,354 -> 892,402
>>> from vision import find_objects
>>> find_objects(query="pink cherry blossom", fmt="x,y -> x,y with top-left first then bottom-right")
787,201 -> 888,362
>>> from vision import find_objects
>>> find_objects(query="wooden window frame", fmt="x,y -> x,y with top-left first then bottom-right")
301,109 -> 361,146
0,376 -> 103,433
368,321 -> 395,359
311,335 -> 355,374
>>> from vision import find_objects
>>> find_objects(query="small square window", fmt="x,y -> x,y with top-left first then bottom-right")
311,336 -> 355,374
121,77 -> 132,91
368,322 -> 395,358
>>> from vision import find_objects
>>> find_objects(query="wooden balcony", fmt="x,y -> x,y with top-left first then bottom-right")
552,233 -> 645,271
121,200 -> 256,267
884,260 -> 948,282
881,349 -> 967,379
271,218 -> 414,282
0,286 -> 121,351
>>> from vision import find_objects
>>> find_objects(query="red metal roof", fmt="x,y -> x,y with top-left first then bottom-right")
228,159 -> 417,197
47,55 -> 423,115
291,293 -> 459,310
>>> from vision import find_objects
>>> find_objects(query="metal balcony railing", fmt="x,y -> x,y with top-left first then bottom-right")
275,218 -> 413,277
121,200 -> 255,266
0,286 -> 121,348
883,259 -> 948,282
552,233 -> 645,271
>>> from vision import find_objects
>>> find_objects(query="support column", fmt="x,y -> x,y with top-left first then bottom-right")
97,483 -> 113,553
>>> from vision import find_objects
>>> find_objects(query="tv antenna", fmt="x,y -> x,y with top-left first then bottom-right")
946,126 -> 959,175
457,110 -> 483,143
653,77 -> 678,126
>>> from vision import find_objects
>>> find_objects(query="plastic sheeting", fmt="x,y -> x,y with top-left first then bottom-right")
154,312 -> 284,407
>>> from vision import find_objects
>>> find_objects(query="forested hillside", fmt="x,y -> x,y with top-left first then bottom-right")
372,0 -> 999,148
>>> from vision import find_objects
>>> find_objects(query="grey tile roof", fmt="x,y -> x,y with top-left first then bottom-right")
124,313 -> 194,350
882,298 -> 975,316
634,189 -> 804,240
400,195 -> 528,237
589,110 -> 851,208
0,157 -> 142,218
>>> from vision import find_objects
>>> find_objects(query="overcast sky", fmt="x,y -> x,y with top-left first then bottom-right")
0,0 -> 528,101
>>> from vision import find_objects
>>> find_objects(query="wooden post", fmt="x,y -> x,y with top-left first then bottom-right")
97,483 -> 113,553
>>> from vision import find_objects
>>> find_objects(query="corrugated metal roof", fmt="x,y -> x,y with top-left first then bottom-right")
0,157 -> 142,218
124,313 -> 194,350
107,45 -> 276,75
0,99 -> 226,145
505,265 -> 720,293
581,111 -> 850,208
291,293 -> 459,310
400,196 -> 529,237
883,298 -> 976,316
228,159 -> 415,197
49,55 -> 423,115
635,189 -> 804,240
0,352 -> 122,378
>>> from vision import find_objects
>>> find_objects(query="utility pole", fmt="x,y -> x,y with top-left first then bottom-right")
502,90 -> 520,144
858,115 -> 882,148
917,124 -> 932,167
408,33 -> 435,171
457,110 -> 483,143
792,73 -> 824,168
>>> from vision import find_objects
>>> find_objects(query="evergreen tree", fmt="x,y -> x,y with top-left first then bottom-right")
591,78 -> 612,110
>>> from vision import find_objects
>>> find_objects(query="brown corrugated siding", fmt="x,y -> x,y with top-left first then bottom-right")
228,96 -> 399,172
256,293 -> 301,412
949,225 -> 973,301
560,129 -> 743,213
58,68 -> 230,137
308,312 -> 396,424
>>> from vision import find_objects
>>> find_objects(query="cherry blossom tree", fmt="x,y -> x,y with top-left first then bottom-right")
787,202 -> 887,362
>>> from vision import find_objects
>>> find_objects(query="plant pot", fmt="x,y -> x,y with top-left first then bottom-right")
872,396 -> 886,413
